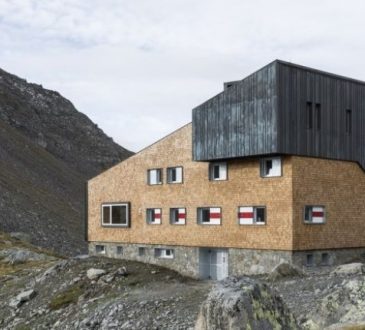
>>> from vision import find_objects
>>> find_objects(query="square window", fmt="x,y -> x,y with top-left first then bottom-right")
138,247 -> 146,257
304,206 -> 325,224
306,254 -> 314,267
146,208 -> 162,224
102,204 -> 129,227
116,246 -> 123,255
95,245 -> 105,254
209,162 -> 227,181
167,167 -> 183,183
170,208 -> 186,225
238,206 -> 266,225
260,157 -> 282,177
197,207 -> 221,225
148,169 -> 162,185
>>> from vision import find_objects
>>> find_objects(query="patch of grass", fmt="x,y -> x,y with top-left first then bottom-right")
49,283 -> 84,310
14,324 -> 32,330
344,325 -> 365,330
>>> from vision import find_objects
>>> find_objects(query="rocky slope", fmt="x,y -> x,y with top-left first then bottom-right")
0,68 -> 133,255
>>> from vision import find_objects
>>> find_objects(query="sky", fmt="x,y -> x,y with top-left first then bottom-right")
1,0 -> 365,152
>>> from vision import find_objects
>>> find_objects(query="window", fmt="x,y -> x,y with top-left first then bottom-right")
170,208 -> 186,225
95,245 -> 105,254
138,247 -> 146,256
260,157 -> 282,177
306,254 -> 314,267
346,109 -> 352,134
116,246 -> 123,255
146,208 -> 162,225
155,248 -> 174,259
197,207 -> 221,225
209,162 -> 227,181
238,206 -> 266,225
167,166 -> 183,183
321,253 -> 329,266
102,203 -> 129,227
148,169 -> 162,185
306,101 -> 313,129
315,103 -> 321,130
304,206 -> 325,224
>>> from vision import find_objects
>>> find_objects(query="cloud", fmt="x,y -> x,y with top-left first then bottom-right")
1,0 -> 365,151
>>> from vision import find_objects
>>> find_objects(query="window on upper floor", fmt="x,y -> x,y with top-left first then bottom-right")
346,109 -> 352,134
102,203 -> 129,227
147,168 -> 162,185
197,207 -> 221,225
209,162 -> 227,181
304,205 -> 325,224
260,157 -> 282,177
238,206 -> 266,225
154,248 -> 174,259
170,208 -> 186,225
167,166 -> 183,184
146,208 -> 162,225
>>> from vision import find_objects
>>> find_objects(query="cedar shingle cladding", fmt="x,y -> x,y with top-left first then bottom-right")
193,60 -> 365,170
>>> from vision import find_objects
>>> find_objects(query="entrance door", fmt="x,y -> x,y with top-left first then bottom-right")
199,248 -> 228,280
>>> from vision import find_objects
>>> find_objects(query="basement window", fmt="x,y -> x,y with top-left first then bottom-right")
138,247 -> 146,257
209,162 -> 227,181
306,254 -> 314,267
155,248 -> 174,259
321,253 -> 329,266
102,203 -> 129,227
197,207 -> 221,225
146,208 -> 162,225
238,206 -> 266,225
304,206 -> 325,224
148,168 -> 162,185
167,166 -> 183,183
170,208 -> 186,225
116,246 -> 123,255
95,245 -> 105,254
260,157 -> 282,177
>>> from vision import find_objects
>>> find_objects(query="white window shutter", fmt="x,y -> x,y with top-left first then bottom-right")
272,158 -> 282,176
177,208 -> 186,224
312,206 -> 324,223
176,167 -> 182,182
150,170 -> 157,184
209,207 -> 221,225
219,163 -> 227,180
154,208 -> 161,224
239,206 -> 254,225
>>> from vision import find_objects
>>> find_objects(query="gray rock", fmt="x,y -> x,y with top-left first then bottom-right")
87,268 -> 106,280
331,263 -> 365,276
115,266 -> 128,277
9,289 -> 37,308
268,262 -> 305,281
195,277 -> 298,330
0,248 -> 50,265
9,232 -> 32,243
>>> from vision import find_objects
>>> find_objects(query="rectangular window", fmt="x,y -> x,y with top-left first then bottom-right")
346,109 -> 352,134
315,103 -> 321,130
95,245 -> 105,254
116,246 -> 123,255
138,247 -> 146,256
167,166 -> 183,183
146,208 -> 162,225
306,254 -> 314,267
197,207 -> 221,225
260,157 -> 281,177
148,169 -> 162,185
170,208 -> 186,225
155,248 -> 174,259
209,162 -> 227,181
102,203 -> 129,227
304,205 -> 325,224
321,253 -> 329,266
238,206 -> 266,225
307,102 -> 313,129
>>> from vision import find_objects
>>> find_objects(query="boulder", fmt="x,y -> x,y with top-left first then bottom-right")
115,266 -> 128,277
0,248 -> 49,265
195,277 -> 298,330
9,232 -> 32,243
331,263 -> 365,276
268,262 -> 305,281
87,268 -> 106,280
9,289 -> 37,308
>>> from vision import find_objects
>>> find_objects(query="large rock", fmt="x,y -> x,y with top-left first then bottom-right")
268,262 -> 305,281
9,289 -> 37,308
9,232 -> 32,243
331,263 -> 365,276
195,277 -> 298,330
0,248 -> 50,265
87,268 -> 106,280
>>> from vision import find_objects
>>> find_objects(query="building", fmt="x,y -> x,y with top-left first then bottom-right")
87,60 -> 365,280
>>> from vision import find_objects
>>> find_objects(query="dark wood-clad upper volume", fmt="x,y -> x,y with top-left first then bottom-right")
192,60 -> 365,170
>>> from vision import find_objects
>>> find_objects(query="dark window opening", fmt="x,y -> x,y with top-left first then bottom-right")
117,246 -> 123,255
213,165 -> 220,179
138,247 -> 146,256
255,207 -> 265,223
315,103 -> 321,130
265,160 -> 272,176
307,102 -> 313,129
346,109 -> 352,134
321,253 -> 329,266
306,254 -> 314,266
201,208 -> 210,223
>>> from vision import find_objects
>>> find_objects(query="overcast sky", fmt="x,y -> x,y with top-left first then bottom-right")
1,0 -> 365,152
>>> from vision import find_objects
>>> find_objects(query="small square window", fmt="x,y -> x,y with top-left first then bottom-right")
167,167 -> 183,183
155,248 -> 174,259
170,208 -> 186,225
96,245 -> 105,254
146,208 -> 162,225
304,206 -> 325,224
209,162 -> 227,181
260,157 -> 282,177
138,247 -> 146,256
116,246 -> 123,255
197,207 -> 221,225
306,254 -> 314,267
238,206 -> 266,225
148,169 -> 162,185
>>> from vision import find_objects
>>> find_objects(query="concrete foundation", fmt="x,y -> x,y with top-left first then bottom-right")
89,242 -> 365,279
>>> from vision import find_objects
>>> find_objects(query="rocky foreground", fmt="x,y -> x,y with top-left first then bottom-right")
1,232 -> 365,330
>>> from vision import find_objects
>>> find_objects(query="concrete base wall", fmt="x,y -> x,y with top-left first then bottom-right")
89,242 -> 365,278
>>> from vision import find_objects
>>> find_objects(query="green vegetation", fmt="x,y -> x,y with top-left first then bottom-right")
49,283 -> 84,310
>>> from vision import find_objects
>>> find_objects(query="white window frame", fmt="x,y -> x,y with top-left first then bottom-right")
167,166 -> 183,184
95,245 -> 105,254
197,207 -> 221,225
260,157 -> 282,177
101,203 -> 129,227
146,208 -> 162,225
170,208 -> 186,225
147,168 -> 163,185
304,205 -> 326,224
238,206 -> 266,225
209,162 -> 227,181
155,248 -> 174,259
